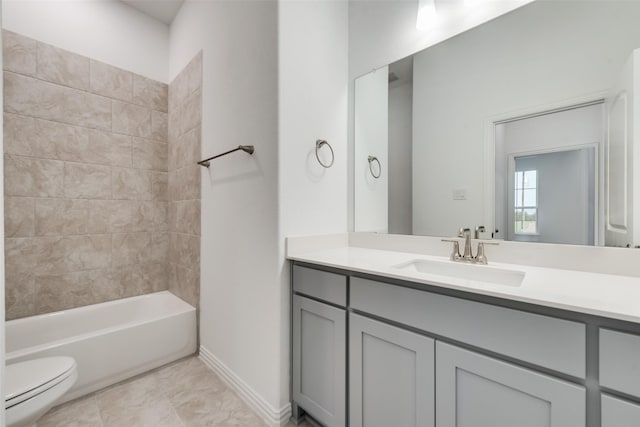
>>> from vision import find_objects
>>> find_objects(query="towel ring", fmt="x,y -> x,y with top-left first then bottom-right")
368,156 -> 381,179
315,140 -> 334,168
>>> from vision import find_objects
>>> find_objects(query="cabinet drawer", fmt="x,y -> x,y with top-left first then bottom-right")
600,328 -> 640,398
437,342 -> 585,427
293,265 -> 347,307
601,394 -> 640,427
350,277 -> 586,378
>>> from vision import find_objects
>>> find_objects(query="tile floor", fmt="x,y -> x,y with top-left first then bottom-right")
37,356 -> 312,427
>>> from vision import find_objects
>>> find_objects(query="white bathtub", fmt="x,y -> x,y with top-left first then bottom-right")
5,291 -> 197,404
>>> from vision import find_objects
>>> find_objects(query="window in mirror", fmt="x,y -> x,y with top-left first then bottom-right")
514,170 -> 538,234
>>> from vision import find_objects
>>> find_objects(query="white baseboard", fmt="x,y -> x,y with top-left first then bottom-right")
199,345 -> 291,427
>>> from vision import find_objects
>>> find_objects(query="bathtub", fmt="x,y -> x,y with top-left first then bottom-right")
5,291 -> 197,404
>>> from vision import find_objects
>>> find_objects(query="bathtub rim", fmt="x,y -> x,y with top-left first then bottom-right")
5,291 -> 196,361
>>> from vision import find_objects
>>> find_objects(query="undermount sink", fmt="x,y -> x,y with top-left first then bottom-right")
393,259 -> 526,287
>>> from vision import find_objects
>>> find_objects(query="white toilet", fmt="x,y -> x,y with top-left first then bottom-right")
5,357 -> 78,427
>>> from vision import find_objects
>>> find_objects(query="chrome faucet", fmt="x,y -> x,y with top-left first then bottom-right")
459,228 -> 474,261
441,226 -> 498,265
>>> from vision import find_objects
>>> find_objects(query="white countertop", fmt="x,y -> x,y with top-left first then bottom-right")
288,245 -> 640,324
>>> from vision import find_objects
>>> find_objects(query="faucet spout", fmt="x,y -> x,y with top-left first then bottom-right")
458,228 -> 473,260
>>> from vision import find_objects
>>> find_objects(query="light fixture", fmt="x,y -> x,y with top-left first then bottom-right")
416,0 -> 437,31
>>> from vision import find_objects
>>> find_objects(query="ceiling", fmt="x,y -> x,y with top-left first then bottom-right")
120,0 -> 185,25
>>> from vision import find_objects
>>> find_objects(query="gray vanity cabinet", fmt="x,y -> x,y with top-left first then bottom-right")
601,394 -> 640,427
349,313 -> 435,427
435,342 -> 586,427
292,294 -> 346,427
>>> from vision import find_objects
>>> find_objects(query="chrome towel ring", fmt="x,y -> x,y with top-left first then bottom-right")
315,140 -> 334,168
368,156 -> 381,179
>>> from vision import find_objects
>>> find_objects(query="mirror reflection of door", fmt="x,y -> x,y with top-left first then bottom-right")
495,103 -> 602,245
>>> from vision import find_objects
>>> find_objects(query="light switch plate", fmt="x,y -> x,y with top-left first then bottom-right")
453,189 -> 466,200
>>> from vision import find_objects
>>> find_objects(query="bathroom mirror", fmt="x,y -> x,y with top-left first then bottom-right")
353,0 -> 640,247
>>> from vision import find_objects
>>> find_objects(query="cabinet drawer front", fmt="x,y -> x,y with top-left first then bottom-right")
293,295 -> 346,427
293,265 -> 347,306
600,328 -> 640,398
349,314 -> 435,427
601,394 -> 640,427
351,277 -> 586,378
436,342 -> 586,427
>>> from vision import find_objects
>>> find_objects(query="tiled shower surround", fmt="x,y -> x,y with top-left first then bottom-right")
2,30 -> 202,319
167,53 -> 202,308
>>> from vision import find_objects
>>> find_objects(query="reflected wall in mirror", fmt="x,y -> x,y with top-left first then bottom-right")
353,0 -> 640,247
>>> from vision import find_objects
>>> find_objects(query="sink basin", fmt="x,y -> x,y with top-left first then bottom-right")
393,259 -> 525,287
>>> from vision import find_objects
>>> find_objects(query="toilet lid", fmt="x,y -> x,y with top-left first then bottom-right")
5,357 -> 76,408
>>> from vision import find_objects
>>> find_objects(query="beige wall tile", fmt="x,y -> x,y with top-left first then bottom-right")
89,130 -> 132,167
33,236 -> 66,275
5,237 -> 35,277
112,232 -> 152,267
151,232 -> 169,263
151,110 -> 168,142
112,101 -> 152,138
64,163 -> 112,199
174,200 -> 200,236
90,60 -> 132,102
37,42 -> 90,90
112,167 -> 153,200
4,154 -> 64,197
34,269 -> 111,314
95,200 -> 135,233
144,262 -> 169,292
175,165 -> 201,201
6,271 -> 36,320
169,263 -> 199,308
4,72 -> 111,130
133,201 -> 168,232
65,234 -> 112,271
175,127 -> 201,169
132,137 -> 168,171
185,52 -> 203,96
167,105 -> 181,148
5,197 -> 35,237
151,172 -> 168,201
4,113 -> 91,160
133,74 -> 168,112
180,89 -> 202,135
170,233 -> 200,269
169,70 -> 188,109
3,30 -> 36,76
4,40 -> 176,319
35,199 -> 109,236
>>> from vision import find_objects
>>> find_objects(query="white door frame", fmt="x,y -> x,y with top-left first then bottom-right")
483,91 -> 607,244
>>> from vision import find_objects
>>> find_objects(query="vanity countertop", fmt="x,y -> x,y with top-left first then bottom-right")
288,244 -> 640,324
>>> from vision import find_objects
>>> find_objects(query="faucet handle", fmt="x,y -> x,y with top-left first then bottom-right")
441,239 -> 462,261
474,241 -> 498,264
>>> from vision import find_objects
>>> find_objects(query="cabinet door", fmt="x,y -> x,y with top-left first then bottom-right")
436,342 -> 585,427
349,313 -> 435,427
601,394 -> 640,427
292,295 -> 346,427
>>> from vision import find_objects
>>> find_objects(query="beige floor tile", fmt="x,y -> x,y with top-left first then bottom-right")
155,357 -> 227,407
174,388 -> 266,427
37,356 -> 281,427
37,395 -> 103,427
100,400 -> 183,427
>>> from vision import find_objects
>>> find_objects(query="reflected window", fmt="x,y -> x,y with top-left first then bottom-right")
514,170 -> 537,234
